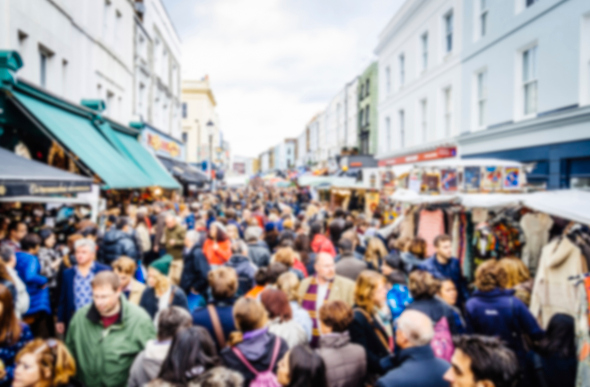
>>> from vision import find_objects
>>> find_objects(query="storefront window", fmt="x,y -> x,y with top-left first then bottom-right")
571,177 -> 590,189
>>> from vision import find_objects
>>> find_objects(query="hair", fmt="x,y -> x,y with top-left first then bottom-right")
116,217 -> 130,230
21,233 -> 41,251
210,222 -> 229,242
0,284 -> 21,345
287,345 -> 328,387
208,267 -> 238,300
91,271 -> 120,292
499,257 -> 531,288
328,219 -> 345,248
354,270 -> 386,314
433,234 -> 452,247
244,226 -> 262,243
408,237 -> 427,259
537,313 -> 576,358
112,256 -> 137,276
253,267 -> 270,286
0,260 -> 13,284
39,228 -> 54,246
0,245 -> 14,263
364,238 -> 388,269
15,339 -> 77,387
293,234 -> 312,265
274,247 -> 295,268
157,306 -> 193,341
397,310 -> 434,346
383,250 -> 405,273
260,288 -> 292,322
475,260 -> 508,292
158,326 -> 220,384
337,238 -> 353,254
453,335 -> 519,387
267,262 -> 289,284
408,270 -> 440,300
309,221 -> 323,240
81,226 -> 99,238
319,300 -> 353,333
7,220 -> 25,234
74,238 -> 96,253
230,239 -> 248,256
229,298 -> 268,346
185,230 -> 202,246
225,208 -> 237,221
276,271 -> 300,303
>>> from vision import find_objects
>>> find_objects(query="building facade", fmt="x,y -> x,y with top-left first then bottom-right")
358,62 -> 379,155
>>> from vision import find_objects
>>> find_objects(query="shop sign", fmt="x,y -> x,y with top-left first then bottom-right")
378,147 -> 456,167
141,126 -> 185,161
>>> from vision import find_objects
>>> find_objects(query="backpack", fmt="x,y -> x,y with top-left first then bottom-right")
232,337 -> 282,387
431,316 -> 454,362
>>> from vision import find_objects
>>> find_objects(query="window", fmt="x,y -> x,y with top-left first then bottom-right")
103,0 -> 111,41
182,132 -> 188,144
360,84 -> 365,99
420,99 -> 428,142
386,66 -> 391,94
182,102 -> 187,118
39,51 -> 49,88
359,109 -> 364,128
480,0 -> 488,38
445,11 -> 454,53
526,0 -> 538,8
477,71 -> 487,127
444,88 -> 452,136
523,46 -> 538,115
106,90 -> 115,117
62,59 -> 68,95
365,79 -> 370,96
399,54 -> 405,86
421,33 -> 428,70
365,105 -> 370,125
399,110 -> 405,148
385,116 -> 391,152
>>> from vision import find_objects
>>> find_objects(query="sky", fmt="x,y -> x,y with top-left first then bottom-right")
163,0 -> 405,158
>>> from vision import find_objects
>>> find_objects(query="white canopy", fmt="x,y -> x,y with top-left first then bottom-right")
389,189 -> 460,205
459,193 -> 527,209
522,190 -> 590,226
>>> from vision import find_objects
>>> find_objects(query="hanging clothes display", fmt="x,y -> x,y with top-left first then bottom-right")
576,277 -> 590,387
417,208 -> 445,257
520,212 -> 554,275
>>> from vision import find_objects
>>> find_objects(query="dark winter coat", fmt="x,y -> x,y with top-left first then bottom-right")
376,345 -> 450,387
316,331 -> 367,387
98,229 -> 140,265
349,309 -> 392,378
465,288 -> 544,364
247,242 -> 271,267
179,243 -> 211,296
15,251 -> 51,316
192,298 -> 236,352
57,262 -> 112,329
419,256 -> 469,305
406,298 -> 460,335
138,286 -> 189,320
224,254 -> 257,297
335,254 -> 368,281
221,329 -> 289,386
524,351 -> 577,387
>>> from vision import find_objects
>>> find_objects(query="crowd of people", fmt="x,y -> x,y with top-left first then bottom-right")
0,186 -> 579,387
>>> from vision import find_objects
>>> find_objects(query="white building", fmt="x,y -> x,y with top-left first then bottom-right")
134,0 -> 182,139
296,129 -> 308,167
260,151 -> 270,173
0,0 -> 136,124
307,112 -> 325,165
376,0 -> 463,167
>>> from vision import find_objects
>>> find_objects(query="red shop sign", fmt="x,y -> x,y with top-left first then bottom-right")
378,147 -> 456,167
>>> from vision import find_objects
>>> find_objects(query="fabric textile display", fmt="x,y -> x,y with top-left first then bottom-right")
418,209 -> 445,257
576,279 -> 590,387
520,213 -> 554,275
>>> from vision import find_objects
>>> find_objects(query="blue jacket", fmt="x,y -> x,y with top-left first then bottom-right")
15,252 -> 50,316
192,298 -> 237,352
224,255 -> 256,297
420,256 -> 469,304
57,262 -> 111,328
387,284 -> 413,321
98,229 -> 139,265
376,345 -> 450,387
465,288 -> 543,364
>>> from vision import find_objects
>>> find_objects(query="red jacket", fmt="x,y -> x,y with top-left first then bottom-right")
311,234 -> 336,258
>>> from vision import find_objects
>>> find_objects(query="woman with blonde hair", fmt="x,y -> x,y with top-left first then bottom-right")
220,298 -> 289,386
12,338 -> 79,387
348,270 -> 392,382
364,238 -> 388,271
276,272 -> 312,341
273,247 -> 305,280
112,257 -> 146,305
499,257 -> 533,306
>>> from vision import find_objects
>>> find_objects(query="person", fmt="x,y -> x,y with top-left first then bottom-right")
163,214 -> 187,285
135,213 -> 152,262
309,222 -> 336,257
128,306 -> 193,387
444,335 -> 519,387
277,345 -> 328,387
151,202 -> 168,259
246,267 -> 270,299
139,255 -> 189,321
437,279 -> 466,333
180,230 -> 211,312
0,284 -> 33,386
276,272 -> 312,341
420,235 -> 469,306
465,259 -> 543,368
65,271 -> 156,387
113,256 -> 146,305
37,229 -> 61,306
203,222 -> 232,267
293,233 -> 315,276
0,245 -> 29,318
376,310 -> 449,387
298,253 -> 355,347
1,221 -> 26,251
382,251 -> 413,321
261,289 -> 307,348
0,261 -> 16,305
274,247 -> 305,280
364,237 -> 388,271
224,240 -> 257,297
400,237 -> 427,272
245,226 -> 271,267
192,267 -> 239,351
57,238 -> 111,333
15,234 -> 51,338
220,298 -> 289,385
499,257 -> 533,306
98,217 -> 140,265
335,238 -> 368,281
263,222 -> 280,252
524,313 -> 576,387
316,300 -> 366,387
349,270 -> 393,382
12,339 -> 81,387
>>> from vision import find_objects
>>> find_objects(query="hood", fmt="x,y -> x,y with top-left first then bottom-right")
472,288 -> 515,298
144,339 -> 171,361
319,331 -> 351,349
103,230 -> 131,244
227,255 -> 251,267
547,238 -> 578,269
236,330 -> 273,362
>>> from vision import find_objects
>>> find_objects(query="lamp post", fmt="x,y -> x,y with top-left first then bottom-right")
206,120 -> 215,191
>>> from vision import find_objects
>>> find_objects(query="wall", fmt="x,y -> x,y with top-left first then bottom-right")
359,61 -> 379,155
181,78 -> 218,163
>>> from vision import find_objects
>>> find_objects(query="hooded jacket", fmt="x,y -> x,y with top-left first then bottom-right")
180,243 -> 211,296
192,298 -> 237,352
317,331 -> 367,387
127,339 -> 171,387
224,254 -> 257,297
247,241 -> 271,267
15,251 -> 51,316
98,229 -> 139,264
419,256 -> 469,305
406,298 -> 459,335
530,237 -> 587,328
375,345 -> 449,387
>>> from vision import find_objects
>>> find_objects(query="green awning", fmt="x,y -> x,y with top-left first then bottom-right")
11,90 -> 152,189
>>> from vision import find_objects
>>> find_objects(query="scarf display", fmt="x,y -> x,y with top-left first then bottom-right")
301,276 -> 333,348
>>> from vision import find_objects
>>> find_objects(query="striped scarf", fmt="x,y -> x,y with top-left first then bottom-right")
301,276 -> 333,348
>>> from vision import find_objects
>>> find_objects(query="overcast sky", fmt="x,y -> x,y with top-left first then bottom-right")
163,0 -> 404,157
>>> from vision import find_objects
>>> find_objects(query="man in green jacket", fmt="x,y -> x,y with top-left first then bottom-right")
66,271 -> 156,387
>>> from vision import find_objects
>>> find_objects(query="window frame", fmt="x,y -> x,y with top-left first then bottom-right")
444,87 -> 453,137
399,53 -> 405,87
385,116 -> 391,153
399,110 -> 405,148
477,70 -> 488,129
421,32 -> 429,71
444,11 -> 454,54
480,0 -> 488,38
522,45 -> 538,116
420,99 -> 428,142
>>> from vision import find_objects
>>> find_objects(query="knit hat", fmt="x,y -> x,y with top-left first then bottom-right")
150,254 -> 173,276
264,223 -> 276,232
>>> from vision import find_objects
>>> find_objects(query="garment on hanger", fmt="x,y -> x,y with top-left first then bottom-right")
520,213 -> 553,275
575,279 -> 590,387
417,208 -> 445,257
